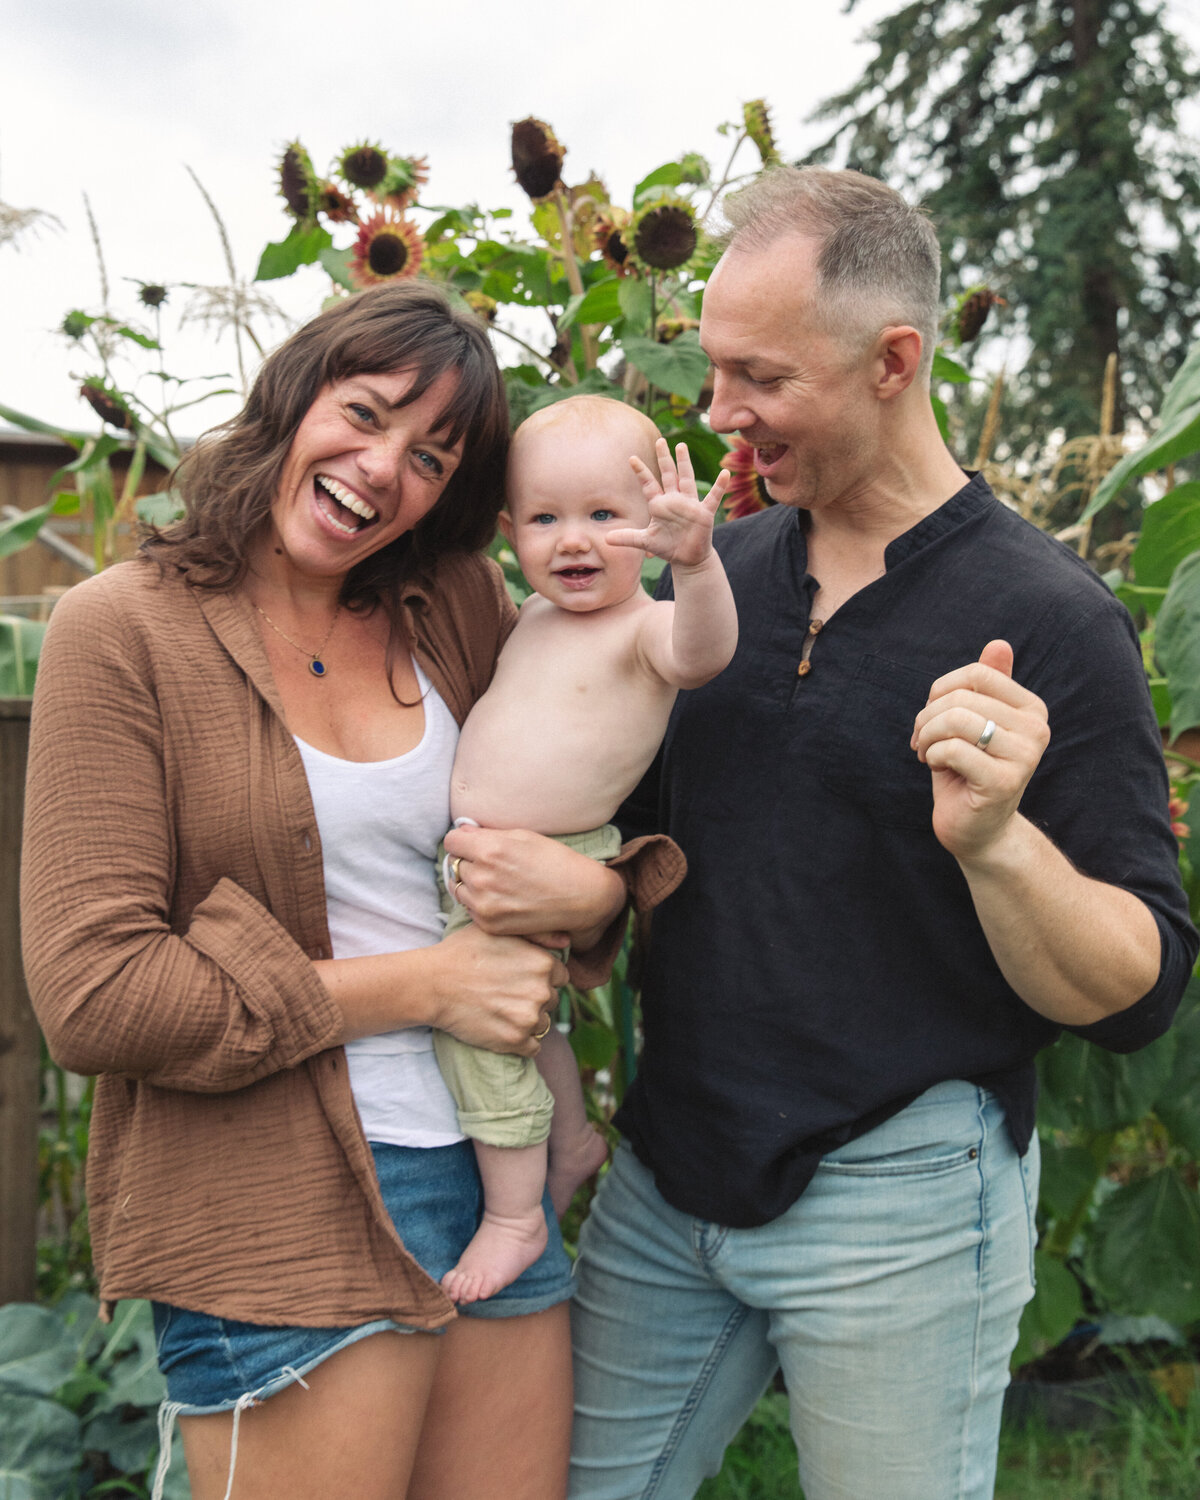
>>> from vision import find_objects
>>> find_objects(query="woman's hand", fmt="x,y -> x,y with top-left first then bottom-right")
429,925 -> 567,1057
443,825 -> 627,950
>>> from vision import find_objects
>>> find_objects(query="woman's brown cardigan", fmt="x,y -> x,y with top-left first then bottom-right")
21,555 -> 680,1327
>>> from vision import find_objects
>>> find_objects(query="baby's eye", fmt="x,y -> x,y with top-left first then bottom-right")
529,512 -> 556,526
591,508 -> 616,522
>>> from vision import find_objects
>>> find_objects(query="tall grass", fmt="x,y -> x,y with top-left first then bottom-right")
696,1388 -> 1200,1499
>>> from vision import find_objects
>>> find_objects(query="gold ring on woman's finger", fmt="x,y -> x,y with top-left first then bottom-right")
976,718 -> 997,751
533,1014 -> 552,1041
449,856 -> 462,885
454,880 -> 466,904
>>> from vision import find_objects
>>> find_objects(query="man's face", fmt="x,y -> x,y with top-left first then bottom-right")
700,234 -> 877,512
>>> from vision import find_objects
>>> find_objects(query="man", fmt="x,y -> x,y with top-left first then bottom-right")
568,167 -> 1196,1500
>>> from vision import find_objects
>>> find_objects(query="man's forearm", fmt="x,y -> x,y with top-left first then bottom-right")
959,814 -> 1162,1026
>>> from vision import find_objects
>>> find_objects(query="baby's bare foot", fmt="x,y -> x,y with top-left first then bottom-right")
548,1124 -> 609,1217
441,1209 -> 549,1304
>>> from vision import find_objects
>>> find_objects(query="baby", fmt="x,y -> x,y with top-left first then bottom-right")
437,394 -> 737,1302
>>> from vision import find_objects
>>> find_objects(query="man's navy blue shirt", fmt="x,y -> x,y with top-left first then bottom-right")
615,474 -> 1197,1228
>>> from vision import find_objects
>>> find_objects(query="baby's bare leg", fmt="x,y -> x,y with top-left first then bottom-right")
537,1027 -> 609,1216
442,1140 -> 550,1305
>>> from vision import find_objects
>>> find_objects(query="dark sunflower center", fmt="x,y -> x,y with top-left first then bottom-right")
344,147 -> 388,189
635,207 -> 696,270
606,232 -> 628,265
369,232 -> 409,277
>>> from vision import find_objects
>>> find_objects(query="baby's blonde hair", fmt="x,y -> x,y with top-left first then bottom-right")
510,395 -> 661,473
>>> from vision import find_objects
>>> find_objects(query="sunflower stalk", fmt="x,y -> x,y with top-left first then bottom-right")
553,186 -> 597,371
701,129 -> 750,225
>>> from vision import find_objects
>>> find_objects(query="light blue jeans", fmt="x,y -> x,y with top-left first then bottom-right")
569,1082 -> 1039,1500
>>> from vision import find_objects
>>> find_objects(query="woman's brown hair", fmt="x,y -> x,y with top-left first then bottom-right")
141,282 -> 510,611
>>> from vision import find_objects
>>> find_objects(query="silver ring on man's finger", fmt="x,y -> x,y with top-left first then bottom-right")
976,718 -> 997,751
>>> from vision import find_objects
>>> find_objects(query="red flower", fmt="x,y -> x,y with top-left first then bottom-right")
722,436 -> 774,519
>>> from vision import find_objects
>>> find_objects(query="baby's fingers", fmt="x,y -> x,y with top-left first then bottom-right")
629,454 -> 662,499
703,469 -> 732,514
607,525 -> 653,551
654,436 -> 679,493
673,442 -> 696,497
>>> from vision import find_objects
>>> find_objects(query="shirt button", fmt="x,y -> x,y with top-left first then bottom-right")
808,619 -> 824,636
797,660 -> 813,677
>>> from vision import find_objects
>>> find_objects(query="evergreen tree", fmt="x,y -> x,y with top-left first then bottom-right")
806,0 -> 1200,445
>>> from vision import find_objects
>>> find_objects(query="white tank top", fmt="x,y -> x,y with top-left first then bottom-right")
295,658 -> 464,1147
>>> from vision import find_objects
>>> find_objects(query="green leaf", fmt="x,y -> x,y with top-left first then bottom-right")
622,332 -> 710,404
0,491 -> 78,562
135,490 -> 185,527
1132,484 -> 1200,588
1086,1169 -> 1200,1324
0,403 -> 88,448
1084,399 -> 1200,519
656,425 -> 732,485
617,277 -> 653,336
634,163 -> 685,204
82,1408 -> 159,1475
1037,1029 -> 1175,1133
641,557 -> 666,593
569,1021 -> 619,1071
255,221 -> 334,281
0,1392 -> 81,1500
1158,338 -> 1200,428
1155,550 -> 1200,737
1037,1140 -> 1101,1225
932,349 -> 971,384
1011,1251 -> 1085,1371
0,1305 -> 78,1396
1154,975 -> 1200,1155
112,324 -> 160,351
562,277 -> 623,330
930,390 -> 950,443
318,245 -> 356,292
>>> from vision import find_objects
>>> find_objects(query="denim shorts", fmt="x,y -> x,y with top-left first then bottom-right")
153,1138 -> 574,1415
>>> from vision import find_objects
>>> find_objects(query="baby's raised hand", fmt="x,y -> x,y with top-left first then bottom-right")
609,438 -> 731,567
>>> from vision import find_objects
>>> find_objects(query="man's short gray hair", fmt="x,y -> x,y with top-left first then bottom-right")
718,167 -> 942,380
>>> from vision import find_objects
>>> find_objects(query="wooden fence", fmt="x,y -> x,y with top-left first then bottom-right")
0,699 -> 35,1303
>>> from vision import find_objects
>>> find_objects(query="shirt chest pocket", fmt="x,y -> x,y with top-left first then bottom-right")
817,654 -> 937,829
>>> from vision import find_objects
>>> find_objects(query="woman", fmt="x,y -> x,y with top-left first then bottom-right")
21,284 -> 653,1499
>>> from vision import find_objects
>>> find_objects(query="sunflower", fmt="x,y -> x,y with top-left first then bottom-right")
510,117 -> 565,201
317,181 -> 359,225
349,210 -> 424,288
743,100 -> 780,168
722,436 -> 775,520
278,141 -> 320,219
592,207 -> 634,276
954,286 -> 1006,345
379,154 -> 430,212
628,194 -> 698,274
463,291 -> 498,323
338,142 -> 389,191
80,380 -> 134,432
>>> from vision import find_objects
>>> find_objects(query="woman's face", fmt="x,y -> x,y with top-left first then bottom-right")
263,368 -> 464,583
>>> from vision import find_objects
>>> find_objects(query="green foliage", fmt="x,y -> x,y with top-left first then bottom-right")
0,1298 -> 188,1498
807,0 -> 1200,445
0,616 -> 47,696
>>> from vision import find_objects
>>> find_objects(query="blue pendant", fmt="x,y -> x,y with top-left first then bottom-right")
309,657 -> 327,677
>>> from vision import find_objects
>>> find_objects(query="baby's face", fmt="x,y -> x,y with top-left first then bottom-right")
502,423 -> 650,612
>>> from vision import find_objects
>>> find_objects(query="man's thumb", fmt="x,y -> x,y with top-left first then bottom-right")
979,639 -> 1013,677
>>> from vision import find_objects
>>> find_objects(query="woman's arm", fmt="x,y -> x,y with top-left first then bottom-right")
317,927 -> 567,1057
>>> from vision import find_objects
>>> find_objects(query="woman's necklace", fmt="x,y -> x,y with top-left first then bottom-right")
254,602 -> 341,678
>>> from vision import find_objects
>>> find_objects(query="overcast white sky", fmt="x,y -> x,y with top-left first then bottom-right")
3,0 -> 1200,437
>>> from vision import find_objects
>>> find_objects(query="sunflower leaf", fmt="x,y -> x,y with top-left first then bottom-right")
622,332 -> 710,403
255,222 -> 333,282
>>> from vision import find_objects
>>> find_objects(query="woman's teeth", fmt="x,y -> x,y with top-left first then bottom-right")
315,474 -> 378,532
